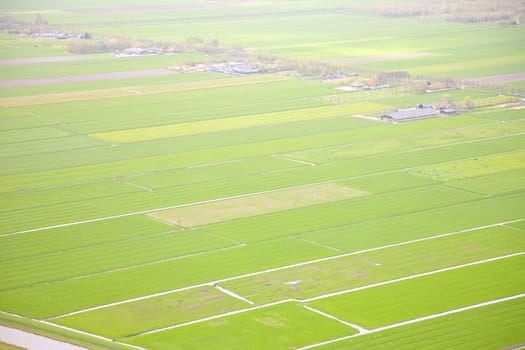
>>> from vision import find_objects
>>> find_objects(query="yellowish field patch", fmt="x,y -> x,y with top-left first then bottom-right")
147,183 -> 368,227
409,54 -> 525,76
0,74 -> 291,108
90,103 -> 384,143
410,150 -> 525,181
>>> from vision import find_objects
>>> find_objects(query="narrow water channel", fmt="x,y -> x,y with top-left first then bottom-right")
0,325 -> 88,350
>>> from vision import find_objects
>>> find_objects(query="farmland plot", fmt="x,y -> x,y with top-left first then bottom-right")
307,297 -> 525,350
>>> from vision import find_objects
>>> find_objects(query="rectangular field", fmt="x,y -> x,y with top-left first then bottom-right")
127,302 -> 355,350
220,225 -> 525,304
0,238 -> 335,318
311,297 -> 525,350
307,254 -> 525,328
147,183 -> 368,227
200,185 -> 485,243
90,103 -> 386,143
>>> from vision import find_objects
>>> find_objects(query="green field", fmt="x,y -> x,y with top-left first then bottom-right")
313,297 -> 525,350
0,1 -> 524,349
307,254 -> 525,328
128,302 -> 354,350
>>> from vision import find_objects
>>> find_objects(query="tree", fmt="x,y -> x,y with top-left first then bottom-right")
208,38 -> 219,47
186,36 -> 203,44
462,96 -> 476,110
440,94 -> 455,108
429,82 -> 445,91
409,80 -> 427,94
34,13 -> 47,25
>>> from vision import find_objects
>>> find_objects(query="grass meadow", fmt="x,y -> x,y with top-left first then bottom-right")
0,1 -> 524,349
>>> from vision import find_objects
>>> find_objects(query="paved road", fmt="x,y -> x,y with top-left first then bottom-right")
0,68 -> 177,88
0,56 -> 90,66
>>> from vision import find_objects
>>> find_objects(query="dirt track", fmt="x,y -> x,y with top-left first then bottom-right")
0,56 -> 90,66
465,72 -> 525,84
68,3 -> 228,13
0,68 -> 177,88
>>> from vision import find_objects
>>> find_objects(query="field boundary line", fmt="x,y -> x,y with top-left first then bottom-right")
298,293 -> 525,350
302,305 -> 368,333
304,135 -> 525,169
128,300 -> 291,337
187,159 -> 246,168
2,170 -> 402,237
2,141 -> 523,236
48,222 -> 523,319
272,155 -> 316,166
214,285 -> 254,305
0,227 -> 181,264
502,223 -> 525,232
14,244 -> 245,291
9,118 -> 520,193
49,282 -> 214,319
38,320 -> 118,343
125,182 -> 153,192
5,144 -> 521,238
198,228 -> 246,246
272,119 -> 525,159
302,251 -> 525,302
0,310 -> 144,350
296,237 -> 344,253
38,321 -> 148,350
394,131 -> 525,154
127,253 -> 524,338
4,133 -> 524,238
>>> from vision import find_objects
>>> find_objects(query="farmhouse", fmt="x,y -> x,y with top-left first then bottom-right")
112,48 -> 167,56
351,79 -> 363,88
381,106 -> 439,122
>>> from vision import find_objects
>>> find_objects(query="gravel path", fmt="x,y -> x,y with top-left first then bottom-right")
0,68 -> 177,88
0,325 -> 88,350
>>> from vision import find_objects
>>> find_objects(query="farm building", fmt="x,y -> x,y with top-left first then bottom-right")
440,107 -> 458,115
227,62 -> 260,75
112,48 -> 166,56
381,106 -> 439,122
